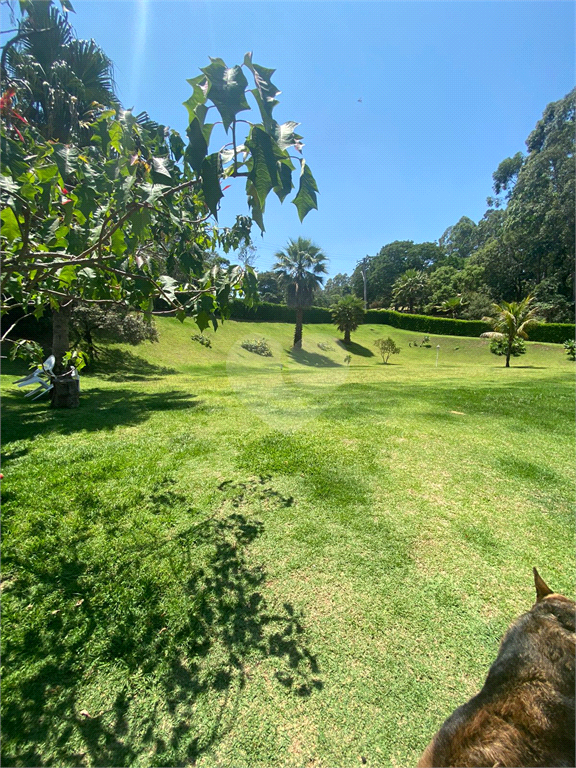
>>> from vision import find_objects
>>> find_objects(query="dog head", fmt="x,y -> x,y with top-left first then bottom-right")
533,567 -> 575,634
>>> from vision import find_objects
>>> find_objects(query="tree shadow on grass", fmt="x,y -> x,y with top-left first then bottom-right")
318,377 -> 571,435
1,477 -> 321,767
287,348 -> 342,367
1,387 -> 201,446
336,340 -> 375,358
86,348 -> 180,382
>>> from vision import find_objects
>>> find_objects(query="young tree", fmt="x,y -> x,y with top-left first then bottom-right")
273,237 -> 327,349
374,337 -> 400,364
330,294 -> 365,344
1,5 -> 319,404
481,296 -> 540,368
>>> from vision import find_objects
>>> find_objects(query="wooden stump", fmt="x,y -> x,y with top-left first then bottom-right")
51,378 -> 80,408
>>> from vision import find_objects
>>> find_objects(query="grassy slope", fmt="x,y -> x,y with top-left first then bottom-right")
1,319 -> 574,768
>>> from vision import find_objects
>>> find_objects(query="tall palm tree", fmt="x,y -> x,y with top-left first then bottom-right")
481,295 -> 540,367
273,237 -> 328,349
391,269 -> 428,313
330,294 -> 365,344
4,0 -> 118,143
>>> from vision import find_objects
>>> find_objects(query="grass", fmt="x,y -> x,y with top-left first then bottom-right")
1,319 -> 574,767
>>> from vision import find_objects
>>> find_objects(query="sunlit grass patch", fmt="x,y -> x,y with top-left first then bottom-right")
1,318 -> 573,767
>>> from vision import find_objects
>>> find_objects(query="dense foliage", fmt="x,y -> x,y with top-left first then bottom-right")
1,0 -> 319,390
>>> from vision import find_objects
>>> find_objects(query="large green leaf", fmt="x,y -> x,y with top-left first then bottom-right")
183,75 -> 209,123
158,275 -> 178,303
200,153 -> 223,219
169,131 -> 185,162
57,265 -> 78,287
274,161 -> 293,203
245,126 -> 286,209
1,207 -> 21,242
108,121 -> 123,154
244,53 -> 280,128
35,164 -> 59,183
53,144 -> 79,178
185,118 -> 208,174
151,157 -> 173,184
201,59 -> 250,132
292,159 -> 319,221
246,181 -> 265,233
274,122 -> 303,151
111,228 -> 127,256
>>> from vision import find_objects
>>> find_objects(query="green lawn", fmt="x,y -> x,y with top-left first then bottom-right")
1,319 -> 574,767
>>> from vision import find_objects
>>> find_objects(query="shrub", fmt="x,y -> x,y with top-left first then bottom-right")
191,334 -> 212,348
374,337 -> 401,363
71,305 -> 158,361
241,338 -> 273,356
489,337 -> 526,357
563,339 -> 575,361
317,342 -> 334,351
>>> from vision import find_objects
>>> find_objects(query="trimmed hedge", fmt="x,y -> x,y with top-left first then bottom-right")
227,301 -> 574,343
228,300 -> 332,324
528,323 -> 575,345
364,309 -> 491,338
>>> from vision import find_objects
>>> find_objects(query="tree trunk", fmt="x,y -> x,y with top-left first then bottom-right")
293,308 -> 303,349
51,377 -> 80,408
51,303 -> 79,407
505,340 -> 511,368
52,304 -> 71,373
344,329 -> 351,344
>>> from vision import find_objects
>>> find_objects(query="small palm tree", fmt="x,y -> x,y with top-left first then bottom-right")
330,295 -> 365,344
392,269 -> 428,313
481,296 -> 540,368
273,238 -> 328,349
438,295 -> 467,318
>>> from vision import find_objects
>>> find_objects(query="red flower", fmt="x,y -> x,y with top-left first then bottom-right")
1,87 -> 28,141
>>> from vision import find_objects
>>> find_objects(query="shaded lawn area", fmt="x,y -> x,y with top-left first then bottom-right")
1,320 -> 574,767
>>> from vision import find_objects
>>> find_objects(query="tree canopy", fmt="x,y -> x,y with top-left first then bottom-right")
1,1 -> 320,368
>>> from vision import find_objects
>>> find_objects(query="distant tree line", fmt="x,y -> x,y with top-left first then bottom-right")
256,89 -> 574,323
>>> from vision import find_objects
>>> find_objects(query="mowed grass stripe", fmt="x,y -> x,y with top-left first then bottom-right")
1,319 -> 573,767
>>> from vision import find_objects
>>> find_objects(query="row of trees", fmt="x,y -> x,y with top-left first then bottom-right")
1,0 -> 320,403
343,89 -> 575,322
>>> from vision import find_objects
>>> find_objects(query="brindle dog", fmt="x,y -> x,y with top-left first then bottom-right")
417,569 -> 575,768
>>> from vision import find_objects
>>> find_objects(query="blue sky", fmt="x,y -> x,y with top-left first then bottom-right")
66,1 -> 574,277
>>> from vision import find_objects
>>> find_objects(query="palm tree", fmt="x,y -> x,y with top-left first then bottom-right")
391,269 -> 428,313
481,296 -> 540,367
330,295 -> 365,344
273,238 -> 328,349
438,295 -> 467,318
4,0 -> 118,143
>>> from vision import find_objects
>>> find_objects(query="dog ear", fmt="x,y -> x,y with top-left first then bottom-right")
533,568 -> 553,602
